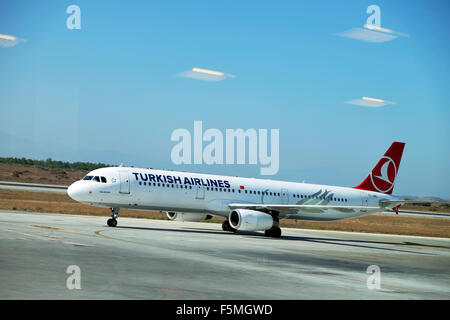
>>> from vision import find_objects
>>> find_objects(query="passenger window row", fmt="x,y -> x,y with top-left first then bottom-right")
139,181 -> 193,190
292,194 -> 348,202
242,190 -> 281,196
136,181 -> 348,201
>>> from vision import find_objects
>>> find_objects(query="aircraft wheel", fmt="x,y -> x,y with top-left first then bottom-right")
107,218 -> 117,227
222,220 -> 236,232
265,227 -> 281,238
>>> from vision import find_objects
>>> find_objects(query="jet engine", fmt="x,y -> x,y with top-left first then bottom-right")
167,212 -> 212,222
229,209 -> 274,231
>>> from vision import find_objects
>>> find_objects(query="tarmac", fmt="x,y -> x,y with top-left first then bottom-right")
1,210 -> 449,299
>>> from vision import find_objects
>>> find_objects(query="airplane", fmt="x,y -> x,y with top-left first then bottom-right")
67,142 -> 408,237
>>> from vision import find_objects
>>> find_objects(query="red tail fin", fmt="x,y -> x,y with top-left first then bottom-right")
354,142 -> 405,194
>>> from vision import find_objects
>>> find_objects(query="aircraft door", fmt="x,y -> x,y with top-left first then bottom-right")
359,191 -> 369,206
195,186 -> 205,200
119,171 -> 130,194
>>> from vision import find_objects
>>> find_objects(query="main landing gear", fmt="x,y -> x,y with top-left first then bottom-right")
222,220 -> 236,233
264,226 -> 281,238
107,208 -> 120,227
265,215 -> 281,238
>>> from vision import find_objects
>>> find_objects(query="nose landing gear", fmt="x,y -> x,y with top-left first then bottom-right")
107,208 -> 120,227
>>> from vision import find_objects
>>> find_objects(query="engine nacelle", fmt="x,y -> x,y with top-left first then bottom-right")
167,212 -> 212,222
229,209 -> 274,231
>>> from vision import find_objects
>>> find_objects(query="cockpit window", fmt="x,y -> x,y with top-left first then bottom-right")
83,176 -> 93,180
92,176 -> 100,182
101,176 -> 107,183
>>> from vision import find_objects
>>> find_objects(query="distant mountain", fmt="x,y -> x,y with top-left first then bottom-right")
0,131 -> 134,166
399,195 -> 449,203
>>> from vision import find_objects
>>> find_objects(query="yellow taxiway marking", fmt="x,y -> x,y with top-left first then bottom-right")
31,225 -> 62,230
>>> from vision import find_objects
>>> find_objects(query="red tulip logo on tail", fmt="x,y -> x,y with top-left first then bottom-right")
354,142 -> 405,195
370,156 -> 397,193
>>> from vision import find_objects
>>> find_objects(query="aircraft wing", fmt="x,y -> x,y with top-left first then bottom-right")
228,203 -> 379,215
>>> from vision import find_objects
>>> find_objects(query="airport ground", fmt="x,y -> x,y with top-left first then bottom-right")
1,210 -> 449,299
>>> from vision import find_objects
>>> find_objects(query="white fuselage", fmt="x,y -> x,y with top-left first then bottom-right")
67,167 -> 398,221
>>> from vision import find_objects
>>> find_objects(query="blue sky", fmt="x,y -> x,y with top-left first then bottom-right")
0,0 -> 449,198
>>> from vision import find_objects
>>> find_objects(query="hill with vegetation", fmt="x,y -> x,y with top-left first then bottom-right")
0,157 -> 111,172
0,157 -> 113,185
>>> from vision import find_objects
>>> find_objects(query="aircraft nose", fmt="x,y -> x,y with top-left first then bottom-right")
67,181 -> 84,201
